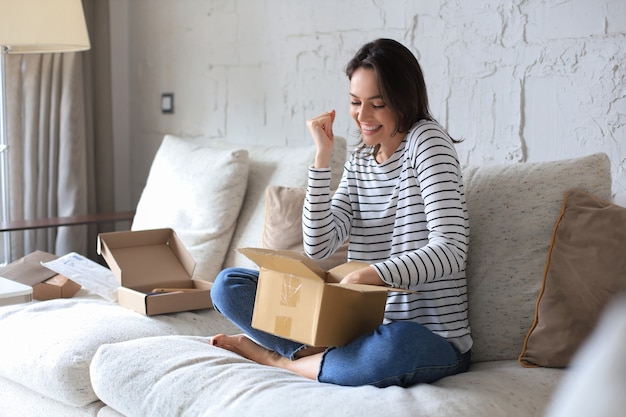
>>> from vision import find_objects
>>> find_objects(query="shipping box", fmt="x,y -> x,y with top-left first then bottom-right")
0,277 -> 33,306
0,251 -> 81,300
97,228 -> 212,315
239,247 -> 402,347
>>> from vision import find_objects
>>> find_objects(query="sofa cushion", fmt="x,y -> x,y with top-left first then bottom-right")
223,136 -> 347,269
262,185 -> 349,270
0,375 -> 105,417
519,190 -> 626,367
462,153 -> 611,362
132,135 -> 249,282
90,335 -> 563,417
0,298 -> 240,407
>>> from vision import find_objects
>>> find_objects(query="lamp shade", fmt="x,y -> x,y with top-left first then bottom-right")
0,0 -> 90,53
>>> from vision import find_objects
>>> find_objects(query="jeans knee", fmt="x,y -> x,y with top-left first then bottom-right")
210,267 -> 237,313
210,267 -> 258,316
318,322 -> 469,388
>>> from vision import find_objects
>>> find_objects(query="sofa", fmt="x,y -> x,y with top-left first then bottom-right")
0,133 -> 624,417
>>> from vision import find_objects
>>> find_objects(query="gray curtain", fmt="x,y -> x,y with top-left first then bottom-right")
5,0 -> 113,261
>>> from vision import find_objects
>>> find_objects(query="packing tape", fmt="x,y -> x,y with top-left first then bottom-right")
274,316 -> 292,337
280,274 -> 302,307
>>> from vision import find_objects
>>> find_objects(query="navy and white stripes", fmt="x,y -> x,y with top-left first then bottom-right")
303,120 -> 472,352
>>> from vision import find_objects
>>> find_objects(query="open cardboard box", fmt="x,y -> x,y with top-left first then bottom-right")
97,228 -> 212,315
0,251 -> 81,301
239,247 -> 406,347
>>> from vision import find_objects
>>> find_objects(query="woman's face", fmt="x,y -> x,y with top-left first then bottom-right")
349,67 -> 401,150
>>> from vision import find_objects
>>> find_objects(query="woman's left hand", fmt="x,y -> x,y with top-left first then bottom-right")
340,266 -> 386,286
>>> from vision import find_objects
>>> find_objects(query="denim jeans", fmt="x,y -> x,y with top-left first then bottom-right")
211,267 -> 471,388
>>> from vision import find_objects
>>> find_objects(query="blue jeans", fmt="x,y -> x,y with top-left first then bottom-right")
211,267 -> 471,388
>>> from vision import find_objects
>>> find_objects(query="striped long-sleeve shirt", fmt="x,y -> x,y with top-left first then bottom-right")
303,120 -> 472,353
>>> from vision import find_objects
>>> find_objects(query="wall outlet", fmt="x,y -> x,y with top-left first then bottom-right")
161,93 -> 174,114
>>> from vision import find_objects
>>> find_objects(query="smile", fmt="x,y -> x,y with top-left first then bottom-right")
361,124 -> 382,133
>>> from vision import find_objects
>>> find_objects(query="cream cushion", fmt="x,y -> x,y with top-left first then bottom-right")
131,135 -> 249,282
90,335 -> 562,417
462,153 -> 612,362
0,297 -> 239,407
0,375 -> 105,416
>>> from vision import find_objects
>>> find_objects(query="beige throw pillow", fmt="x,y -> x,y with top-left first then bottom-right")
262,185 -> 349,271
519,190 -> 626,368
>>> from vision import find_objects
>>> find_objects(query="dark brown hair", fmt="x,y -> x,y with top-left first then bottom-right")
345,39 -> 439,147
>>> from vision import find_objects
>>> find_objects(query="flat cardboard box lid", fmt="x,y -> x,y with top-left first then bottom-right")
97,228 -> 196,289
0,250 -> 58,286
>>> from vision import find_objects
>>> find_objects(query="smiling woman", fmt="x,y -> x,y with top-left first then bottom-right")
211,38 -> 472,388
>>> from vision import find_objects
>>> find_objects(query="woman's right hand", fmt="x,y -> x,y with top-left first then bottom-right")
306,110 -> 335,168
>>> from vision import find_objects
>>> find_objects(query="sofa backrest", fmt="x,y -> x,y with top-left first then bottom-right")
462,153 -> 612,362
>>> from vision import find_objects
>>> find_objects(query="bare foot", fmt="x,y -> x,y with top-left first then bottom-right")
210,334 -> 324,380
210,334 -> 288,368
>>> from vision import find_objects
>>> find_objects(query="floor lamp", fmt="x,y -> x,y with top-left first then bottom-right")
0,0 -> 91,265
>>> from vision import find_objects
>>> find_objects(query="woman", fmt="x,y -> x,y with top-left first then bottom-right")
210,38 -> 472,388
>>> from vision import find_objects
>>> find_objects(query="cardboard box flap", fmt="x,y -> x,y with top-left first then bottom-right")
238,248 -> 327,281
98,229 -> 196,289
329,283 -> 407,293
0,250 -> 58,286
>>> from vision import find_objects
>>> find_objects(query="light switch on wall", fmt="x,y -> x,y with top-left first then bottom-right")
161,93 -> 174,114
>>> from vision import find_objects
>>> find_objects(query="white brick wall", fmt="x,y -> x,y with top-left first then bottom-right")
110,0 -> 626,208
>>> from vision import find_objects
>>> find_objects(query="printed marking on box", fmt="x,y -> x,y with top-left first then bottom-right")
280,275 -> 302,307
274,316 -> 292,336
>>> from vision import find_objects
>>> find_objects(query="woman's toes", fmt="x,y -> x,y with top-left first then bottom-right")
210,334 -> 225,347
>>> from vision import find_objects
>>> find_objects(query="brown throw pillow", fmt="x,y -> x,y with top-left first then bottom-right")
263,185 -> 349,270
519,189 -> 626,368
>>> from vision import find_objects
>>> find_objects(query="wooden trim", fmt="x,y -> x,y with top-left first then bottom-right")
0,211 -> 135,232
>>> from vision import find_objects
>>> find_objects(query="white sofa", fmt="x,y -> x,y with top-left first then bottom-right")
0,134 -> 622,417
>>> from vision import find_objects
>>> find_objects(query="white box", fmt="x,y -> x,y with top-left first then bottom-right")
0,277 -> 33,307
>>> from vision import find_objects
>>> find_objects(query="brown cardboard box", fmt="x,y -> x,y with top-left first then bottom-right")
97,228 -> 212,316
239,247 -> 403,347
0,251 -> 81,300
